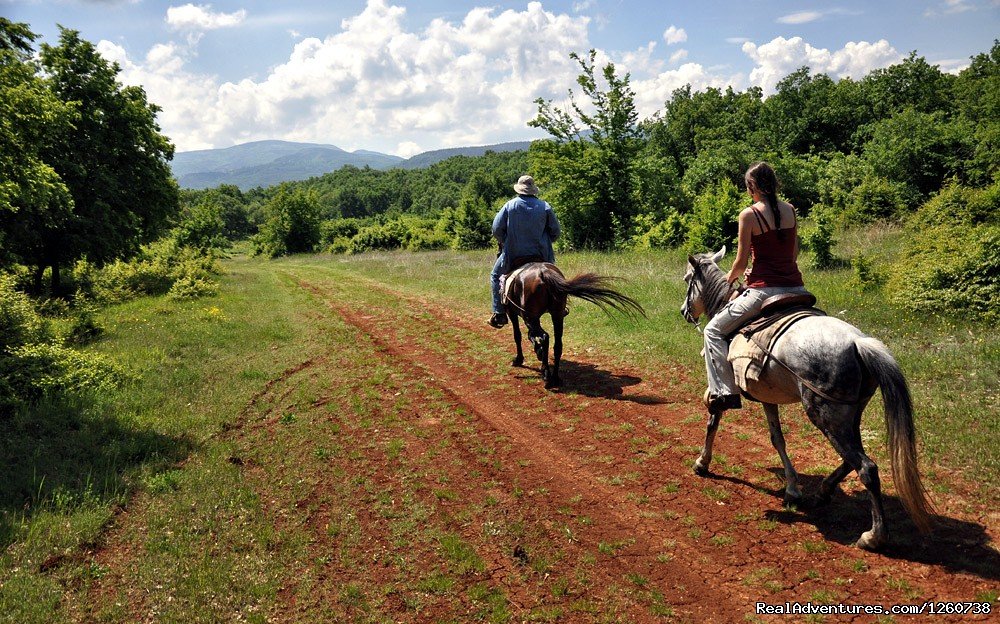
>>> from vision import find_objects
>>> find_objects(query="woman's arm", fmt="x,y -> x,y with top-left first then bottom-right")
726,208 -> 753,285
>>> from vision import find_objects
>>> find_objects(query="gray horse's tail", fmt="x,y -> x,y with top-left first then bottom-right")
855,337 -> 933,533
543,271 -> 646,319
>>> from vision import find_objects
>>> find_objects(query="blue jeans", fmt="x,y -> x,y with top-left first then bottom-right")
490,256 -> 504,314
703,286 -> 809,397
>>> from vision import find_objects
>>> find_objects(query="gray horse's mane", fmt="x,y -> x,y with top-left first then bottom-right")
693,254 -> 732,318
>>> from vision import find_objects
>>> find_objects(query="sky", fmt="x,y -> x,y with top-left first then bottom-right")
4,1 -> 998,156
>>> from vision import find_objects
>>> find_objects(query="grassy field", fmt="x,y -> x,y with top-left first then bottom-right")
0,228 -> 996,622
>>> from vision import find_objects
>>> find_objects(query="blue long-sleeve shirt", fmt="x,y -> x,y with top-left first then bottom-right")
492,195 -> 560,273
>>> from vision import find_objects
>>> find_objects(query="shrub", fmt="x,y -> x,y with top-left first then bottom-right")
406,229 -> 451,251
0,274 -> 51,353
801,204 -> 838,269
630,211 -> 686,249
685,178 -> 744,253
851,254 -> 887,292
892,224 -> 1000,321
252,188 -> 322,257
0,274 -> 128,413
845,176 -> 908,223
349,221 -> 407,253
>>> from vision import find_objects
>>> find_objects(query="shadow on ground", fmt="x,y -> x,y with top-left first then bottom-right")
704,468 -> 999,582
516,359 -> 670,405
0,397 -> 193,549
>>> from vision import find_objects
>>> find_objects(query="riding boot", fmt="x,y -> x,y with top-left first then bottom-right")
703,389 -> 742,412
488,312 -> 508,328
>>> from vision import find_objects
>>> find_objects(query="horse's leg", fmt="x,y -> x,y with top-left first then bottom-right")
805,396 -> 888,550
548,310 -> 563,388
693,407 -> 723,476
811,462 -> 852,507
511,314 -> 524,367
762,402 -> 802,505
527,318 -> 549,383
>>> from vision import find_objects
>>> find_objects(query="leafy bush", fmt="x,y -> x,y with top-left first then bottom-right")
630,211 -> 686,249
685,178 -> 744,252
0,275 -> 127,413
349,221 -> 408,253
801,203 -> 838,269
71,237 -> 219,304
845,176 -> 908,223
320,218 -> 363,248
406,229 -> 451,251
889,182 -> 1000,321
0,274 -> 51,352
167,275 -> 219,300
851,254 -> 887,292
892,224 -> 1000,321
907,180 -> 1000,229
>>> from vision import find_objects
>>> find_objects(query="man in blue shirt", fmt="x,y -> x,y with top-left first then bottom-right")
488,175 -> 561,328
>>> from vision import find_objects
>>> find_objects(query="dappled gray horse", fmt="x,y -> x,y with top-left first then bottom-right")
681,247 -> 932,550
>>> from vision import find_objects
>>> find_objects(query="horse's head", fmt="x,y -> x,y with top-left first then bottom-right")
681,246 -> 726,325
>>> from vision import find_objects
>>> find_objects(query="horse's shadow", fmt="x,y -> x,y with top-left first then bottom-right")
705,469 -> 999,581
515,359 -> 669,405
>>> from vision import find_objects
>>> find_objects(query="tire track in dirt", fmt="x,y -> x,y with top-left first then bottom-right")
296,277 -> 741,622
293,271 -> 999,623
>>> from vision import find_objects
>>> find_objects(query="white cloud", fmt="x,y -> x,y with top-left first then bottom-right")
777,11 -> 823,24
100,1 -> 910,155
572,0 -> 595,11
166,4 -> 247,30
663,25 -> 687,45
742,36 -> 902,94
726,37 -> 751,44
110,0 -> 598,152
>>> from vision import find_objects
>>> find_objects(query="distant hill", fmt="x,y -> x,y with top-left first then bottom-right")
171,140 -> 405,190
396,141 -> 533,170
171,139 -> 533,190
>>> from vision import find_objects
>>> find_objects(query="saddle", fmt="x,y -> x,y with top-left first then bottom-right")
728,291 -> 824,393
500,255 -> 546,306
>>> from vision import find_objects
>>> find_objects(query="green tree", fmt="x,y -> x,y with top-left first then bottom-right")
36,27 -> 178,292
530,50 -> 642,248
0,21 -> 76,274
252,188 -> 322,257
862,108 -> 971,201
953,40 -> 1000,184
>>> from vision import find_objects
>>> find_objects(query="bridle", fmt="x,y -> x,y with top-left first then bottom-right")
682,259 -> 738,333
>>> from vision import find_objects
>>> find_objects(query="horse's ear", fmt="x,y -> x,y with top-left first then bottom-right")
687,255 -> 697,267
710,246 -> 726,264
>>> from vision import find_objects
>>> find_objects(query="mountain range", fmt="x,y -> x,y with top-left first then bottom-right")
171,139 -> 532,190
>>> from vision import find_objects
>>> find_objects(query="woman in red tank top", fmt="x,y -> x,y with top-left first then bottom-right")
701,162 -> 809,414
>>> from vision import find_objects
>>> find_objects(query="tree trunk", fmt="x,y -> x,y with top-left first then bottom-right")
50,263 -> 61,296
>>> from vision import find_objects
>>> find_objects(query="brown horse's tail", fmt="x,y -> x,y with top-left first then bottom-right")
855,337 -> 934,533
542,270 -> 645,319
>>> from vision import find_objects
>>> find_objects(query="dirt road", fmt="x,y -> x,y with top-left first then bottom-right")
235,271 -> 998,622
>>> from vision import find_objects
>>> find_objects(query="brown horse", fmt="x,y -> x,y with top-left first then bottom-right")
503,262 -> 644,388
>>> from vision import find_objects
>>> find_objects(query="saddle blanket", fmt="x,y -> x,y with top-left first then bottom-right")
728,308 -> 825,389
500,265 -> 531,306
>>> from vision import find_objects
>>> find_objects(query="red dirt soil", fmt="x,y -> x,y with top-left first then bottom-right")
277,276 -> 998,622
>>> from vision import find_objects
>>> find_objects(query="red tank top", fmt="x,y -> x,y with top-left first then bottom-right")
745,207 -> 804,288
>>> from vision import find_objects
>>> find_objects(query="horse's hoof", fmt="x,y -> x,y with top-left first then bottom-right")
854,530 -> 885,551
783,493 -> 803,509
512,357 -> 523,367
693,460 -> 710,477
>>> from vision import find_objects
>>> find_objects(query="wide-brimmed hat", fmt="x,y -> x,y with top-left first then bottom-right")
513,175 -> 539,196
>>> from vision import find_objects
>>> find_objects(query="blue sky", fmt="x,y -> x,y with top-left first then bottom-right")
4,1 -> 997,155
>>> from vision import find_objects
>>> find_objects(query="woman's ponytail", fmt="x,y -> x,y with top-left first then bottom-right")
745,162 -> 784,240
